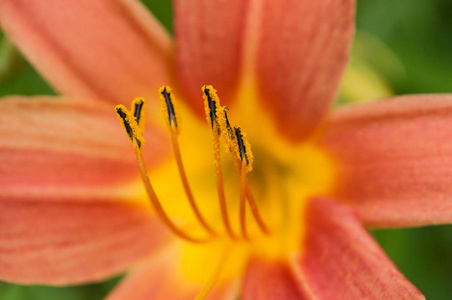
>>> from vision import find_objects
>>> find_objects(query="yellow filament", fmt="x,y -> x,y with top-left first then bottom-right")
232,156 -> 270,236
239,160 -> 249,240
169,126 -> 217,236
212,132 -> 236,239
245,184 -> 270,235
132,138 -> 209,243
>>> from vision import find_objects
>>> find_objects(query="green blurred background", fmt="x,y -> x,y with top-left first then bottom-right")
1,0 -> 452,299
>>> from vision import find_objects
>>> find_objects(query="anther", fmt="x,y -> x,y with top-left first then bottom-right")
231,126 -> 253,172
202,85 -> 221,133
159,86 -> 178,129
115,105 -> 144,149
217,106 -> 235,153
131,97 -> 145,132
235,127 -> 248,164
222,108 -> 234,139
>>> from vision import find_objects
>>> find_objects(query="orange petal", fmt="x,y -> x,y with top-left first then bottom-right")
0,200 -> 169,285
292,197 -> 424,299
0,96 -> 171,284
107,245 -> 238,300
242,259 -> 305,299
319,95 -> 452,227
174,0 -> 246,115
255,0 -> 355,142
0,0 -> 171,103
0,96 -> 169,198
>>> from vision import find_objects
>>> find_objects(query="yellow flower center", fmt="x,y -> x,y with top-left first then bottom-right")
115,84 -> 336,294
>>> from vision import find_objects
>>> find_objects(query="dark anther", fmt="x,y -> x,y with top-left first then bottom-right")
116,107 -> 141,148
223,107 -> 234,140
234,127 -> 248,164
204,88 -> 218,129
161,87 -> 178,127
133,100 -> 144,125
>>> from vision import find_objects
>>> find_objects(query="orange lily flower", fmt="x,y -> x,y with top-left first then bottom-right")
0,0 -> 450,299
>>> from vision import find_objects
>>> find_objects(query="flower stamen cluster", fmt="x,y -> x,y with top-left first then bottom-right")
115,85 -> 269,244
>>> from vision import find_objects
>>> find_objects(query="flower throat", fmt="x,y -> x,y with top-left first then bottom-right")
115,85 -> 270,243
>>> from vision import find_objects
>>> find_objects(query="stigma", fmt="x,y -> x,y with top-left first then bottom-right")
115,85 -> 268,243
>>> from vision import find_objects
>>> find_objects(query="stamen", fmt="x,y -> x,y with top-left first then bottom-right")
116,85 -> 270,243
203,86 -> 236,239
235,126 -> 250,239
244,184 -> 271,235
115,104 -> 209,243
220,121 -> 270,236
239,159 -> 249,240
212,132 -> 237,239
159,86 -> 217,236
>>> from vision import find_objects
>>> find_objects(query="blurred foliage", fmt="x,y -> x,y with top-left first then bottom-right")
371,227 -> 452,299
0,0 -> 452,299
142,0 -> 173,34
0,37 -> 54,97
0,278 -> 120,300
357,0 -> 452,95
